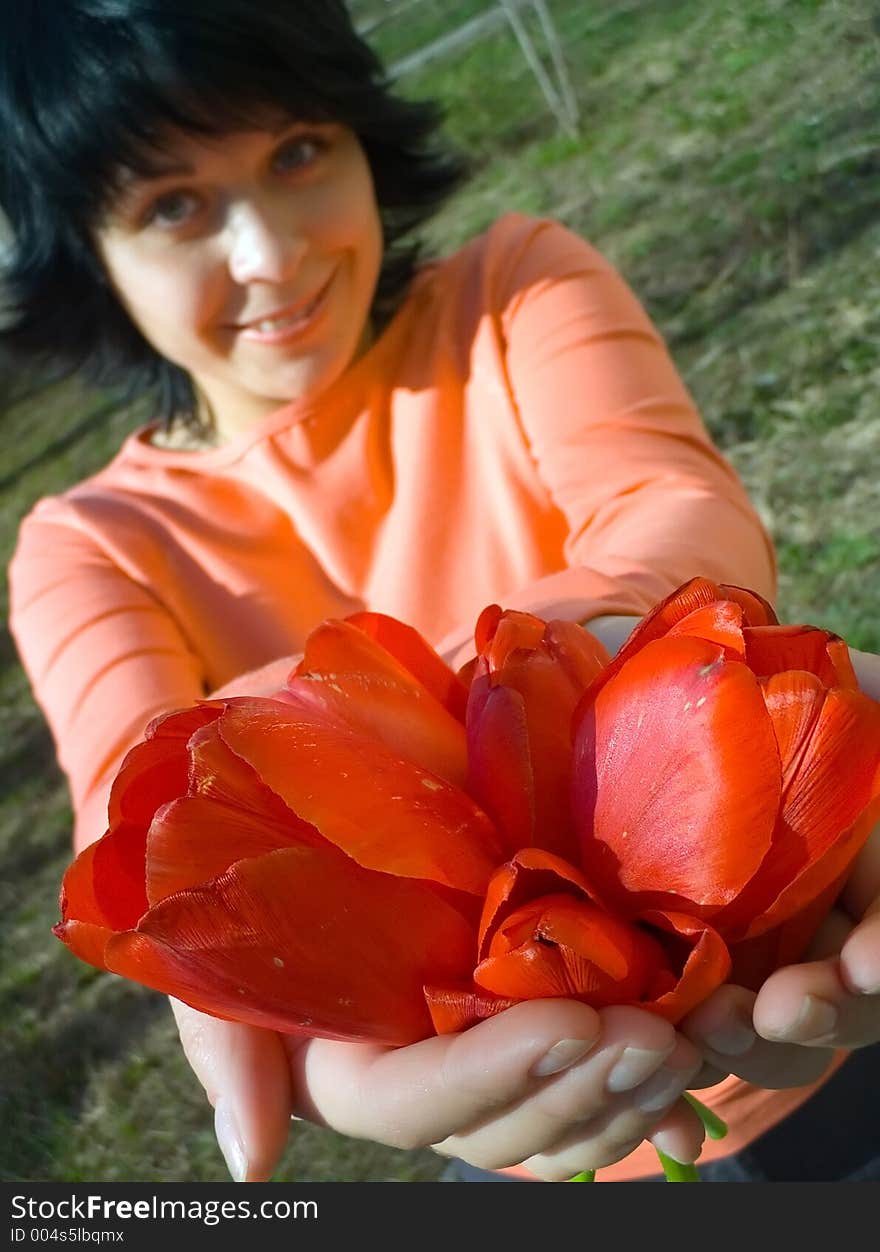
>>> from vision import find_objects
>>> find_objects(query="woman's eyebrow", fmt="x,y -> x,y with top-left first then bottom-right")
119,118 -> 313,184
114,155 -> 193,188
114,116 -> 322,190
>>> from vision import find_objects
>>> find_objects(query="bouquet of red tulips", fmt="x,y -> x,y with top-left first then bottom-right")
54,579 -> 880,1179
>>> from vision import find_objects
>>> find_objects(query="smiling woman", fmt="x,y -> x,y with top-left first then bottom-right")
0,0 -> 464,444
4,0 -> 880,1187
95,122 -> 383,442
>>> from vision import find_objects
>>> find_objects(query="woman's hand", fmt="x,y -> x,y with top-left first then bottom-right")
681,814 -> 880,1077
171,998 -> 707,1182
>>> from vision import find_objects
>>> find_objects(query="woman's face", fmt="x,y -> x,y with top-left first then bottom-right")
95,119 -> 383,440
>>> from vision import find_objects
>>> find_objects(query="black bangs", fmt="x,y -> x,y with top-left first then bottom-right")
0,0 -> 469,429
6,0 -> 381,222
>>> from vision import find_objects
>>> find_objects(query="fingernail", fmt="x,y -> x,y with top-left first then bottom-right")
704,1011 -> 756,1057
651,1129 -> 697,1165
634,1055 -> 700,1115
847,969 -> 880,996
779,995 -> 838,1043
606,1044 -> 675,1093
214,1101 -> 248,1182
533,1038 -> 595,1077
851,977 -> 880,996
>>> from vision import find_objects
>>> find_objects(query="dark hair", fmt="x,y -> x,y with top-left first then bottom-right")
0,0 -> 468,431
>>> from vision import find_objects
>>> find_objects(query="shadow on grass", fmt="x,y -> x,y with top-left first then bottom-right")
0,397 -> 120,493
0,959 -> 170,1181
0,731 -> 58,816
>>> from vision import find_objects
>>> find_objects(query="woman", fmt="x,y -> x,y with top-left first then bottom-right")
4,0 -> 880,1182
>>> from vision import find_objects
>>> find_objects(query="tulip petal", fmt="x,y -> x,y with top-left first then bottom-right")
544,619 -> 612,690
58,838 -> 108,928
638,911 -> 731,1023
667,602 -> 746,657
480,608 -> 545,666
762,671 -> 826,791
474,894 -> 667,1005
53,918 -> 116,971
772,687 -> 880,843
217,701 -> 504,894
104,844 -> 477,1045
490,653 -> 591,859
144,719 -> 329,903
573,579 -> 777,716
605,578 -> 750,664
284,618 -> 468,785
466,680 -> 535,855
145,794 -> 326,905
467,611 -> 608,860
716,584 -> 778,627
477,609 -> 608,692
108,704 -> 221,827
74,821 -> 151,931
618,578 -> 730,647
478,847 -> 596,961
473,603 -> 504,653
344,611 -> 470,721
727,682 -> 880,939
80,705 -> 226,930
745,626 -> 859,689
573,636 -> 780,915
424,983 -> 518,1034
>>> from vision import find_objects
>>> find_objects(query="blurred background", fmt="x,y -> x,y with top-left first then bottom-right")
2,0 -> 879,1181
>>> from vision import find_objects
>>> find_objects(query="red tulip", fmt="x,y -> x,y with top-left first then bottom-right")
279,611 -> 470,787
426,607 -> 730,1031
570,578 -> 880,986
424,846 -> 730,1033
54,691 -> 503,1046
464,605 -> 610,859
55,607 -> 731,1047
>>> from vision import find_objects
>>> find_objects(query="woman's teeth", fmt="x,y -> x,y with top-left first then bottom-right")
253,291 -> 321,333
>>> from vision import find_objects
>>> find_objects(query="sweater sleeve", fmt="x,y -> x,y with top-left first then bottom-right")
8,503 -> 207,852
486,215 -> 777,624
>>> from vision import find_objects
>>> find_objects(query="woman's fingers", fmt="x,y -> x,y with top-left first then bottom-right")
649,1098 -> 707,1171
292,1000 -> 706,1180
841,901 -> 880,994
525,1092 -> 706,1182
680,983 -> 835,1088
512,1032 -> 704,1180
741,902 -> 880,1051
753,951 -> 880,1052
170,998 -> 294,1181
289,998 -> 603,1150
431,1010 -> 700,1176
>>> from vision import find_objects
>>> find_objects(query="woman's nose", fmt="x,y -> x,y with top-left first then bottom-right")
226,198 -> 308,285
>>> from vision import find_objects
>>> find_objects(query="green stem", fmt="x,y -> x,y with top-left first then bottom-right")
683,1092 -> 729,1140
655,1149 -> 701,1182
568,1169 -> 596,1182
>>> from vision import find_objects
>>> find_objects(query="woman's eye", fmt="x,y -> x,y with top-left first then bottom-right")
272,135 -> 327,174
144,191 -> 201,228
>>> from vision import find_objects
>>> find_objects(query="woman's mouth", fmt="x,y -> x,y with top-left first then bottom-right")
236,273 -> 334,345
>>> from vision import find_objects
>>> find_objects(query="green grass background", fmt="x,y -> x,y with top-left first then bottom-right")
2,0 -> 879,1181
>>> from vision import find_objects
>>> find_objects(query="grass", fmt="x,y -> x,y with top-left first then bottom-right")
2,0 -> 879,1181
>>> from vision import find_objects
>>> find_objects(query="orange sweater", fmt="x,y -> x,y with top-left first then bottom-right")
11,211 -> 817,1178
